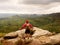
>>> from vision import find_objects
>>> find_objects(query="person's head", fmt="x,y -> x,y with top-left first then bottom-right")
26,20 -> 29,23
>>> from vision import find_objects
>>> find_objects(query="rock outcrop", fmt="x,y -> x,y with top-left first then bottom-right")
1,27 -> 60,45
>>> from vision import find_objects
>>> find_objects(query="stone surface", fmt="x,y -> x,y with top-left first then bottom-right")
1,27 -> 60,45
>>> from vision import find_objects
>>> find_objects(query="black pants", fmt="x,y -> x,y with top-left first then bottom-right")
25,29 -> 30,34
25,29 -> 34,35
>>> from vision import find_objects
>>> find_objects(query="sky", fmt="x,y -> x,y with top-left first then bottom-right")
0,0 -> 60,14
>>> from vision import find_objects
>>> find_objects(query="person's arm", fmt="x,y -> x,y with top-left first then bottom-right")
29,24 -> 33,30
19,24 -> 26,30
30,24 -> 33,28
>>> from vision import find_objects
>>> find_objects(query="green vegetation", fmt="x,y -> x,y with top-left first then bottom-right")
0,13 -> 60,37
0,43 -> 2,45
29,13 -> 60,33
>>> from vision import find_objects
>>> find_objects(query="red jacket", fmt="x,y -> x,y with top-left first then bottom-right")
20,23 -> 33,29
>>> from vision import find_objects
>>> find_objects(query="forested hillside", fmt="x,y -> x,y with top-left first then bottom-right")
0,13 -> 60,34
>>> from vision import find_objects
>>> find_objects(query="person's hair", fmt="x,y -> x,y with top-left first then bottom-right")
26,20 -> 29,23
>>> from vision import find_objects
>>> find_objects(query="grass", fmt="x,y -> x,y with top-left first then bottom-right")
0,33 -> 6,37
0,43 -> 2,45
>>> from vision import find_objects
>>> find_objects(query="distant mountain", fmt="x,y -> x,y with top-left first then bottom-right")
11,14 -> 42,18
0,13 -> 16,18
9,13 -> 60,18
0,12 -> 60,18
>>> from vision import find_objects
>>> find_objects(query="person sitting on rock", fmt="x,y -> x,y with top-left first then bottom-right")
19,20 -> 34,39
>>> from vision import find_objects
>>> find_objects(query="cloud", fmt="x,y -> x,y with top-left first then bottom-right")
22,0 -> 60,4
0,4 -> 60,14
0,0 -> 60,14
0,0 -> 8,2
0,0 -> 60,4
0,4 -> 44,14
40,6 -> 60,14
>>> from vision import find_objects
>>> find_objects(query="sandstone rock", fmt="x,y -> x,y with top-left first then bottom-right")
1,27 -> 60,45
2,37 -> 21,45
27,39 -> 42,45
49,33 -> 60,44
32,27 -> 52,37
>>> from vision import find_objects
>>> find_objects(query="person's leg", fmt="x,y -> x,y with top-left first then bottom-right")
25,28 -> 31,38
26,33 -> 32,39
23,33 -> 27,39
